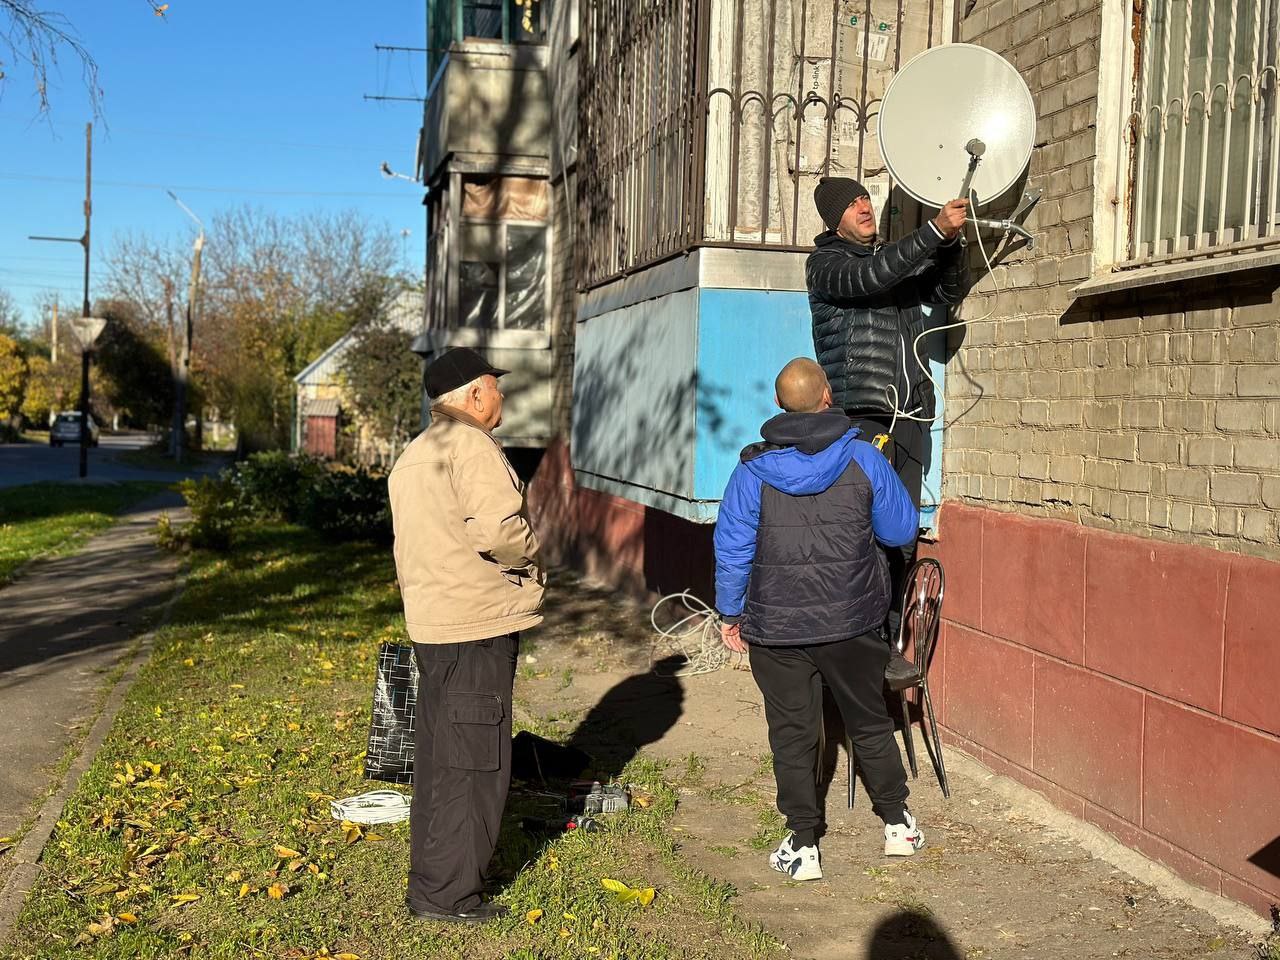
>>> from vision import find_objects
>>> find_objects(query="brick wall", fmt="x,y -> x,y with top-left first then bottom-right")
550,169 -> 578,441
946,0 -> 1280,559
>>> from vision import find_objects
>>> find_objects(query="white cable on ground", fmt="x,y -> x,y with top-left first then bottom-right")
887,188 -> 1005,430
650,591 -> 732,677
329,790 -> 412,825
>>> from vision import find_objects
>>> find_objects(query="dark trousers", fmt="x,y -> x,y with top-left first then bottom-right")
409,633 -> 519,913
749,632 -> 909,837
849,413 -> 927,629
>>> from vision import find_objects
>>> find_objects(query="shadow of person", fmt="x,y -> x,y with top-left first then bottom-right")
562,654 -> 687,780
866,910 -> 963,959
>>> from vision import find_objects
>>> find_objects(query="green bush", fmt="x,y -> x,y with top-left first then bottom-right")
159,453 -> 390,549
230,450 -> 324,521
295,465 -> 391,543
158,475 -> 246,551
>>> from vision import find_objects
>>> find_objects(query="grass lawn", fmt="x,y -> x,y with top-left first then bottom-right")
0,482 -> 174,584
13,523 -> 779,960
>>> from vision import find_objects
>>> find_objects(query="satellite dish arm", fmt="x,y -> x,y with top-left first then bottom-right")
806,225 -> 952,302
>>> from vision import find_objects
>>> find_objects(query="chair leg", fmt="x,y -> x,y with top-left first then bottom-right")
921,679 -> 949,799
846,735 -> 855,809
899,689 -> 918,779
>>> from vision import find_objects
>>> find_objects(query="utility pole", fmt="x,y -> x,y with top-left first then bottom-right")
30,123 -> 93,477
50,296 -> 58,364
167,191 -> 204,465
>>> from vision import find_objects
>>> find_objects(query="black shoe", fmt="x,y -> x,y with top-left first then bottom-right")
406,900 -> 509,923
885,652 -> 922,691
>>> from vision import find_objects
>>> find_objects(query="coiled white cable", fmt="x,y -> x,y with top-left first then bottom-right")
886,188 -> 1004,433
329,790 -> 412,825
650,591 -> 733,677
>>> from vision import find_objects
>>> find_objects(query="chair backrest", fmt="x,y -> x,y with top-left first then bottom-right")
896,558 -> 945,670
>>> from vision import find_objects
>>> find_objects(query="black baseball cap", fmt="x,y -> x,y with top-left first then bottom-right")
424,347 -> 509,400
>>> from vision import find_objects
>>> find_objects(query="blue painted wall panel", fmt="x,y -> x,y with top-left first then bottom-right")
573,282 -> 949,526
693,288 -> 816,501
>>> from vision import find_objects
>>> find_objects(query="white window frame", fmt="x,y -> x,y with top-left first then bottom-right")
457,216 -> 552,331
1093,0 -> 1280,282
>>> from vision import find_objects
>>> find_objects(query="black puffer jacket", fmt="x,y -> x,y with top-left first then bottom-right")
807,224 -> 968,417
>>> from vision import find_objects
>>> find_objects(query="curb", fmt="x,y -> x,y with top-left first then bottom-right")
0,574 -> 186,951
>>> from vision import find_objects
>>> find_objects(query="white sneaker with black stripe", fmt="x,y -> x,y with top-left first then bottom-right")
768,834 -> 822,881
883,811 -> 925,856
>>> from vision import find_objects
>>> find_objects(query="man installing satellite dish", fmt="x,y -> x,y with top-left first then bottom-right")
807,179 -> 969,675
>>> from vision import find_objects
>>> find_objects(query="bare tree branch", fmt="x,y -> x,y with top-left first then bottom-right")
0,0 -> 167,115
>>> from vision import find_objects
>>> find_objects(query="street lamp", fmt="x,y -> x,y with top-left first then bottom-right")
166,190 -> 204,464
69,316 -> 106,480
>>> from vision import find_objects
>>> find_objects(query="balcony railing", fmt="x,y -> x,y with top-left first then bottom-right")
578,0 -> 950,290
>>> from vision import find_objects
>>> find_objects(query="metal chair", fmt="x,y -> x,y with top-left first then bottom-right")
889,558 -> 949,798
843,557 -> 950,807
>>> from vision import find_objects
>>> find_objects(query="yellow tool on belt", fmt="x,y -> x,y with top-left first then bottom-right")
873,433 -> 891,452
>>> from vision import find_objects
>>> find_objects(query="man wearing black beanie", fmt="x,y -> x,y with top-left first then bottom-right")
807,178 -> 970,665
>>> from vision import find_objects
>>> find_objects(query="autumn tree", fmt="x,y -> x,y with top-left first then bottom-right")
0,334 -> 28,435
339,288 -> 423,466
20,354 -> 53,425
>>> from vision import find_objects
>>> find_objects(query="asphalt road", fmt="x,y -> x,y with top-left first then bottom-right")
0,434 -> 215,488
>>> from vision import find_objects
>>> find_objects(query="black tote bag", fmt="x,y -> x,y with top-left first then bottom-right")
363,642 -> 418,784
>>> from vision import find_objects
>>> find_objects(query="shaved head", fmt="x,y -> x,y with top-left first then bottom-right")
775,358 -> 832,413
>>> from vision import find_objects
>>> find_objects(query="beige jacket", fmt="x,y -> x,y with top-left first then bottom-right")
388,406 -> 544,644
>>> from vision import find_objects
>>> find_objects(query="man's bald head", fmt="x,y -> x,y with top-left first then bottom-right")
775,358 -> 832,413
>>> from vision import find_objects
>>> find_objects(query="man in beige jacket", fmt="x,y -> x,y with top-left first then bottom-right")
388,346 -> 544,923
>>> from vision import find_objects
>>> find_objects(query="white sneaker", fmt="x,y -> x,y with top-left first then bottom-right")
884,811 -> 925,856
769,834 -> 823,881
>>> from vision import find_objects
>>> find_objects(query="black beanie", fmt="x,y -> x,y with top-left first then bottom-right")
814,176 -> 870,231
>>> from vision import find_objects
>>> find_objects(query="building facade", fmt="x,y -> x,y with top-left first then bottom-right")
418,0 -> 1280,917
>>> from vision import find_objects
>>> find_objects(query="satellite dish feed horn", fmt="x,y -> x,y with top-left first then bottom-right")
878,43 -> 1037,245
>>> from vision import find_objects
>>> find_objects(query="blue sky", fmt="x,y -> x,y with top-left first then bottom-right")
0,0 -> 427,325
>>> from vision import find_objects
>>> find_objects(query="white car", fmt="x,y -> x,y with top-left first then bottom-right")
49,411 -> 100,447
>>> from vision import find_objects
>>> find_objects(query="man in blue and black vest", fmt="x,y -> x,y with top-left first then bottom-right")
714,357 -> 924,882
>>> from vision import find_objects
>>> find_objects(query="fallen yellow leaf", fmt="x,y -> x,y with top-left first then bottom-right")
637,887 -> 656,906
526,908 -> 543,925
0,837 -> 11,843
171,892 -> 200,905
117,913 -> 138,924
344,826 -> 362,845
559,927 -> 571,938
363,832 -> 384,842
334,954 -> 361,960
273,844 -> 302,859
563,911 -> 577,921
183,658 -> 194,667
267,882 -> 288,900
238,883 -> 250,899
224,870 -> 243,883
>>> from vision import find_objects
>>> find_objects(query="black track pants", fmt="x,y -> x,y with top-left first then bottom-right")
749,632 -> 909,835
408,633 -> 518,913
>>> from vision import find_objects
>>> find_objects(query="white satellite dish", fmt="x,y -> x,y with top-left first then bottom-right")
878,43 -> 1036,209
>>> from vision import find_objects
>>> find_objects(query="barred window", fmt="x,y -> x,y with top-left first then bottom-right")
1129,0 -> 1280,261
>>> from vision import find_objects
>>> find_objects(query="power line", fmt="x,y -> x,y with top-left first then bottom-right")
0,172 -> 408,199
0,114 -> 398,154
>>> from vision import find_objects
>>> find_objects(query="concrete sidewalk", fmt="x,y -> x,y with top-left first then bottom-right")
0,494 -> 185,848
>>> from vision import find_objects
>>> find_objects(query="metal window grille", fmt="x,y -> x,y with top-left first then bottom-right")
1128,0 -> 1280,261
579,0 -> 949,290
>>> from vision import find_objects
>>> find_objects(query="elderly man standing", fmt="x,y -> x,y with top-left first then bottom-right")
388,346 -> 544,923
